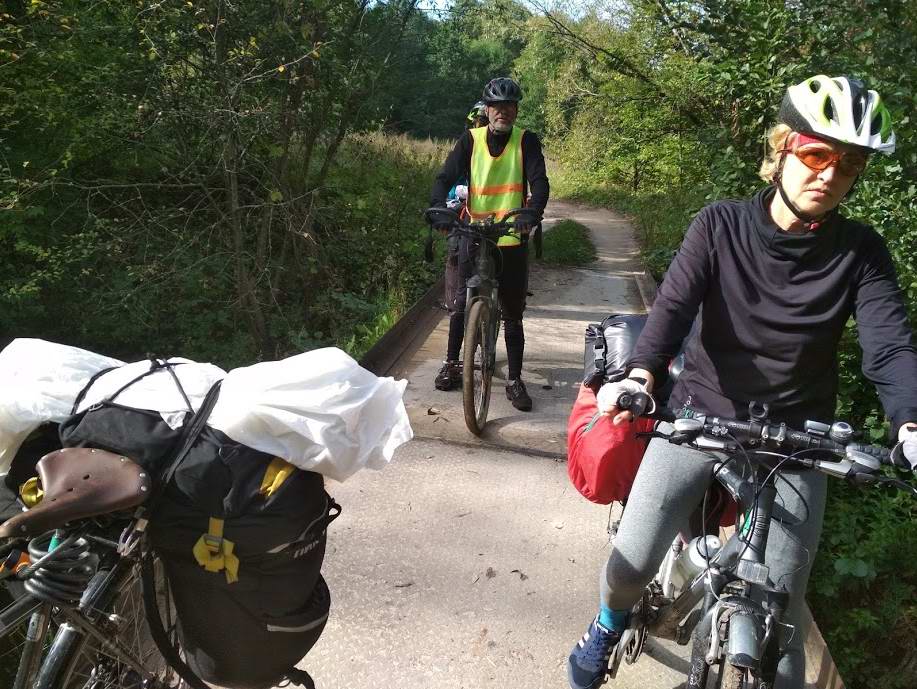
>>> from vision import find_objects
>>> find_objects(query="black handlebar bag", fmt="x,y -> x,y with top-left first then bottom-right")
148,423 -> 340,689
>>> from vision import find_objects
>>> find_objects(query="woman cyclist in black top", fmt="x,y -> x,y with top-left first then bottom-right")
567,74 -> 917,689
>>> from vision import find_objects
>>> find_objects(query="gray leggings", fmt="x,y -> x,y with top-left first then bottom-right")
600,428 -> 827,688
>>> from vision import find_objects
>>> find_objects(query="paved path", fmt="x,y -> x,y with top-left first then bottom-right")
297,200 -> 695,689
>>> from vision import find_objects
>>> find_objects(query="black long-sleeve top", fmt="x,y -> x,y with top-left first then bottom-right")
429,127 -> 550,213
629,187 -> 917,437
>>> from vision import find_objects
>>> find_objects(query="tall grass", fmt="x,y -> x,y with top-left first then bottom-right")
313,132 -> 452,359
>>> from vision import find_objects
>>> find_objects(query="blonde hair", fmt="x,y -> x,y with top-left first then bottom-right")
758,123 -> 793,183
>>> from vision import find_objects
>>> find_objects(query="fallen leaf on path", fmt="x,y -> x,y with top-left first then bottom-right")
394,581 -> 413,588
510,569 -> 529,581
427,406 -> 441,415
485,567 -> 496,579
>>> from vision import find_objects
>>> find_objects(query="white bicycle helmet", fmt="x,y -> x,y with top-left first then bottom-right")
779,75 -> 896,154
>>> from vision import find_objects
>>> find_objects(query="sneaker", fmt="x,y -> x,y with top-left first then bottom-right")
434,360 -> 462,391
567,617 -> 620,689
505,378 -> 532,411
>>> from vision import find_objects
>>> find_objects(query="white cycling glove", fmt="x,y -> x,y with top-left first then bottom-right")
596,378 -> 655,416
892,424 -> 917,471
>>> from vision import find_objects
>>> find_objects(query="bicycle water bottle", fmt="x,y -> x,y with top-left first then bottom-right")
669,535 -> 721,595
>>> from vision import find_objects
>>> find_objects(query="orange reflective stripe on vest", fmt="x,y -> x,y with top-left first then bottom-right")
468,126 -> 525,247
469,183 -> 524,195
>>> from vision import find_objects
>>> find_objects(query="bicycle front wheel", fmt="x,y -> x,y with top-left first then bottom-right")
463,298 -> 494,435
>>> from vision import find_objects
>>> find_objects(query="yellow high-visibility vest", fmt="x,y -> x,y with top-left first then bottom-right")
468,126 -> 525,247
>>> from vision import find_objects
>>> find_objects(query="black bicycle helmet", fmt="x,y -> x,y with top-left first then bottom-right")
482,77 -> 522,104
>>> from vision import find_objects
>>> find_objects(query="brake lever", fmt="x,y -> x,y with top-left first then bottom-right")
873,471 -> 917,494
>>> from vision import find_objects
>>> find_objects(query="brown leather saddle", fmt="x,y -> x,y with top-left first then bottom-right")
0,448 -> 151,539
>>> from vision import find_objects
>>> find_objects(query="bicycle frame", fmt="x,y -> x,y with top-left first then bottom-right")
464,240 -> 502,360
611,451 -> 794,683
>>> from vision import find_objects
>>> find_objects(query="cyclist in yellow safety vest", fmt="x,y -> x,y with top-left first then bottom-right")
429,77 -> 550,411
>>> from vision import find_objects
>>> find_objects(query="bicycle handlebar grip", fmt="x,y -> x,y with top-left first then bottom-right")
616,391 -> 652,417
849,443 -> 893,464
424,207 -> 460,226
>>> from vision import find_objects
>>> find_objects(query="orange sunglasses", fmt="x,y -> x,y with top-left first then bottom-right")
780,141 -> 869,178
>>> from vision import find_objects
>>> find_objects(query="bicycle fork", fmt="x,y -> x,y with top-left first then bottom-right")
687,471 -> 789,687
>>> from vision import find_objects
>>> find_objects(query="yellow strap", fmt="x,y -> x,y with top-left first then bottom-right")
19,477 -> 44,508
192,517 -> 240,584
259,457 -> 297,498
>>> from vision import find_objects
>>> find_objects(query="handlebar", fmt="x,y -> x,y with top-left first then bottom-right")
421,206 -> 541,263
616,391 -> 910,485
424,206 -> 539,233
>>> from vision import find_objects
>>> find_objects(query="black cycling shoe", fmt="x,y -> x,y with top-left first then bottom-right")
505,379 -> 532,411
434,360 -> 462,391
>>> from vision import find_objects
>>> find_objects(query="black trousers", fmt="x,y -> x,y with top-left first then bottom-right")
444,237 -> 528,379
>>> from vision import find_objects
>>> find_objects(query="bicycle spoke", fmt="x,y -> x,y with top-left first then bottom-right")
40,557 -> 180,689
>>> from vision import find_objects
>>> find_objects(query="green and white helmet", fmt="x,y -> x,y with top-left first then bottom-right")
779,75 -> 896,154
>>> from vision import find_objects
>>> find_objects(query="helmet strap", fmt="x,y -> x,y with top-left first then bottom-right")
773,152 -> 833,231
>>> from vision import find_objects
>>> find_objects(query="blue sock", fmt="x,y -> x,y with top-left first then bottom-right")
598,606 -> 628,634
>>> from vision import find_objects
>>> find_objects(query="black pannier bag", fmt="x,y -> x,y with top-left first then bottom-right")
583,313 -> 682,404
583,314 -> 650,390
148,425 -> 339,689
0,422 -> 63,522
56,363 -> 340,689
4,422 -> 62,492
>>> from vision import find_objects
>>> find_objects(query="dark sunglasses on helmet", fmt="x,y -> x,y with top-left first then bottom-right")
781,142 -> 869,177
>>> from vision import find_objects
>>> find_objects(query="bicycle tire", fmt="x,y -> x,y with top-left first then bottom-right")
716,660 -> 755,689
463,299 -> 494,435
34,558 -> 178,689
685,610 -> 712,689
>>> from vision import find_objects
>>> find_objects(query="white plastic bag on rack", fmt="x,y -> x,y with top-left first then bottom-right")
0,339 -> 125,472
209,347 -> 413,482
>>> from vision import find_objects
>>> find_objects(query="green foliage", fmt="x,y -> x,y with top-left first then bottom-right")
0,0 -> 441,367
380,0 -> 525,139
540,219 -> 596,266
